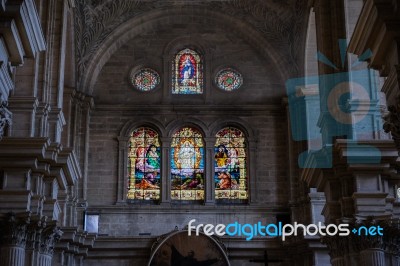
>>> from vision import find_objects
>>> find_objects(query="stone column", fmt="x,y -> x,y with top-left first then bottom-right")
24,217 -> 44,266
359,249 -> 385,266
0,213 -> 30,266
322,235 -> 347,266
37,224 -> 63,266
0,246 -> 25,266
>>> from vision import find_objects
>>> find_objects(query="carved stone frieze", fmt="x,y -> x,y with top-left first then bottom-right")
0,100 -> 11,140
74,0 -> 307,89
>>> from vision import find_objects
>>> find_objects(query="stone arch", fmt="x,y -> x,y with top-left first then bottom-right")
148,229 -> 230,266
81,6 -> 292,95
119,118 -> 166,140
166,118 -> 209,138
209,117 -> 256,140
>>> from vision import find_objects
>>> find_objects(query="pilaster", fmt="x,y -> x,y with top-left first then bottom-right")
160,137 -> 171,205
204,137 -> 215,205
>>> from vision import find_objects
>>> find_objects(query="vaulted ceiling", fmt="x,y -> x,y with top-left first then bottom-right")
74,0 -> 310,93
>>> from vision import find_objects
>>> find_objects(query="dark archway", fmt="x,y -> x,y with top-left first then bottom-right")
148,230 -> 230,266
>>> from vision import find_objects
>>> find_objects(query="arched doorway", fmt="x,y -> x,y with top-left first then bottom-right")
148,230 -> 230,266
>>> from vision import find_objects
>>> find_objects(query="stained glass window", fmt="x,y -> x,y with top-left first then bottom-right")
215,68 -> 243,91
127,127 -> 161,201
171,127 -> 204,200
215,127 -> 248,201
172,48 -> 203,94
130,68 -> 160,91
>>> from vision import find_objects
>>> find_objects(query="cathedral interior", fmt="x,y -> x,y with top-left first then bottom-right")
1,0 -> 400,265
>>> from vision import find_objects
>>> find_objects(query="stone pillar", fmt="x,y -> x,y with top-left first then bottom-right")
247,139 -> 257,203
25,218 -> 43,266
160,138 -> 171,205
37,224 -> 63,266
322,235 -> 347,266
204,137 -> 215,205
37,253 -> 52,266
0,246 -> 25,266
117,136 -> 129,204
0,213 -> 30,266
359,249 -> 385,266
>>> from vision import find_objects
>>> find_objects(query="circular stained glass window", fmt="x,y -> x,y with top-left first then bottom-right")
130,68 -> 160,92
215,68 -> 243,91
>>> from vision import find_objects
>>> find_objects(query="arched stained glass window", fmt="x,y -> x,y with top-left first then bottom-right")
172,48 -> 203,94
171,127 -> 204,200
215,68 -> 243,91
127,127 -> 161,201
215,127 -> 248,202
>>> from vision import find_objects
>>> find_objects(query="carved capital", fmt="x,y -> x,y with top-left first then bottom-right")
381,219 -> 400,256
0,212 -> 31,248
0,100 -> 12,140
321,234 -> 348,259
25,216 -> 47,250
38,223 -> 63,255
383,101 -> 400,154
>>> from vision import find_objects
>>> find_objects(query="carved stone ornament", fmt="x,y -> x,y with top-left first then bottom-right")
0,100 -> 12,140
322,218 -> 400,259
321,234 -> 348,259
1,213 -> 63,256
38,223 -> 63,255
0,212 -> 31,248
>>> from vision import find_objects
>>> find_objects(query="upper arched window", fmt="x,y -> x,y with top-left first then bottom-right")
170,127 -> 204,200
215,127 -> 248,202
127,127 -> 161,201
172,48 -> 203,94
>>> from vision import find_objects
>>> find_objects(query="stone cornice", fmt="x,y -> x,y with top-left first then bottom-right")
94,104 -> 285,115
2,0 -> 46,57
333,139 -> 398,166
0,137 -> 82,188
348,0 -> 400,75
56,227 -> 96,257
85,205 -> 290,215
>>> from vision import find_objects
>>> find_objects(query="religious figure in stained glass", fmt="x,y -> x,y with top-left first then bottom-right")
171,127 -> 204,200
127,127 -> 161,201
215,127 -> 248,201
172,49 -> 203,94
